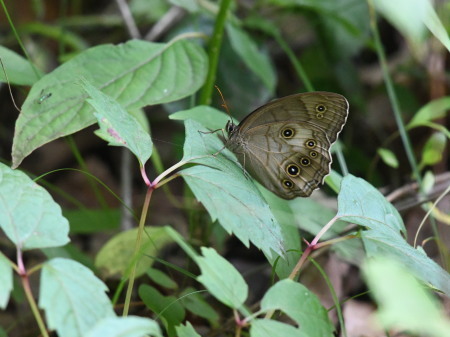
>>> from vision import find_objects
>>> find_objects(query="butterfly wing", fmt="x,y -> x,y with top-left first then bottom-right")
237,91 -> 348,144
232,122 -> 332,199
227,91 -> 348,199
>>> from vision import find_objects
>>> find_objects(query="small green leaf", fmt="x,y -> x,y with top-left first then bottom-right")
408,96 -> 450,128
260,279 -> 334,337
180,287 -> 219,326
139,285 -> 185,337
419,132 -> 446,169
175,322 -> 201,337
146,268 -> 178,290
39,258 -> 115,337
82,79 -> 153,166
0,163 -> 69,250
12,38 -> 207,168
250,319 -> 304,337
181,119 -> 286,258
0,46 -> 43,85
421,170 -> 435,195
86,316 -> 162,337
95,226 -> 174,278
226,23 -> 276,92
377,148 -> 399,168
196,247 -> 248,309
363,258 -> 450,337
0,254 -> 13,309
170,105 -> 231,131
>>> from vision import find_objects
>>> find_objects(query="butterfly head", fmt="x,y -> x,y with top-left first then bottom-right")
226,120 -> 237,136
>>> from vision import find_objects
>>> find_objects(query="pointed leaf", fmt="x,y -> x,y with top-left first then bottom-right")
377,148 -> 399,168
12,38 -> 207,168
0,163 -> 69,250
250,319 -> 304,337
180,119 -> 286,257
0,254 -> 13,309
0,46 -> 43,85
337,175 -> 450,295
175,322 -> 201,337
260,279 -> 334,337
86,316 -> 162,337
363,258 -> 450,337
95,226 -> 174,278
139,285 -> 185,337
39,258 -> 115,337
408,96 -> 450,128
82,79 -> 153,166
196,247 -> 248,309
226,23 -> 276,92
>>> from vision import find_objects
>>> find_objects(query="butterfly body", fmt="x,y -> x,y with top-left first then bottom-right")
226,91 -> 349,199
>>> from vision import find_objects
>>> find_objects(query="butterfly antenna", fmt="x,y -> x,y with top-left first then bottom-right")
0,58 -> 21,113
214,85 -> 231,118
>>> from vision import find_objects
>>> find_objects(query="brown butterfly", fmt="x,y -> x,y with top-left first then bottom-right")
225,92 -> 349,199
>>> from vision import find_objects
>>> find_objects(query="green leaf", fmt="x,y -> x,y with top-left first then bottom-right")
377,148 -> 399,168
419,132 -> 446,168
0,163 -> 69,250
196,247 -> 248,309
0,46 -> 43,85
139,285 -> 185,337
63,208 -> 121,234
374,0 -> 450,53
226,23 -> 276,92
175,322 -> 201,337
337,175 -> 450,295
180,119 -> 286,258
95,226 -> 174,278
39,258 -> 115,337
146,268 -> 178,290
12,38 -> 207,168
0,254 -> 13,309
250,319 -> 304,337
86,316 -> 162,337
260,279 -> 334,337
180,287 -> 220,326
408,96 -> 450,128
82,79 -> 153,166
170,105 -> 231,131
363,258 -> 450,337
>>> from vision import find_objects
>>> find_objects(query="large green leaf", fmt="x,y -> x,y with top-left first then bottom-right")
39,258 -> 115,337
0,163 -> 69,250
259,279 -> 334,337
363,258 -> 450,337
337,175 -> 450,295
180,119 -> 286,258
12,38 -> 207,168
86,316 -> 162,337
374,0 -> 450,53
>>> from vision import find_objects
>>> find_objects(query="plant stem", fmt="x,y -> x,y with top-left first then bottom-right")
122,186 -> 153,316
198,0 -> 232,105
18,250 -> 49,337
367,0 -> 421,184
